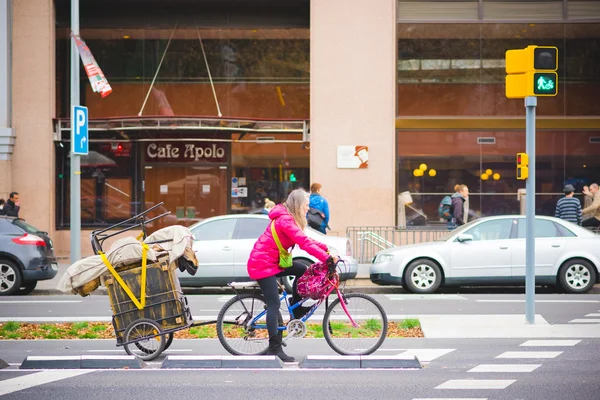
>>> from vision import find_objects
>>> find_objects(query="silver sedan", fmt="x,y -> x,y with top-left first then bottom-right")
370,215 -> 600,294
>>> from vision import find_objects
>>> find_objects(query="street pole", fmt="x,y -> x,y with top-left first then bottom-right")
525,96 -> 537,324
70,0 -> 81,264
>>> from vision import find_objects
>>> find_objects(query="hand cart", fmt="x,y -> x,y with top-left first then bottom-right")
91,203 -> 216,361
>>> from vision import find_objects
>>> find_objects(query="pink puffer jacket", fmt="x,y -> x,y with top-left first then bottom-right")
247,204 -> 330,280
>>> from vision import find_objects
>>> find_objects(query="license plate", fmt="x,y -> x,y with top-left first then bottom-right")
51,263 -> 58,271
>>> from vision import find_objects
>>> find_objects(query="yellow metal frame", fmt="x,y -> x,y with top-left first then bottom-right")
99,242 -> 150,310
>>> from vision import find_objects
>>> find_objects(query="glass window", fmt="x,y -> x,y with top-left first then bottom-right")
234,218 -> 270,240
463,219 -> 514,241
12,219 -> 44,234
517,218 -> 565,238
191,219 -> 237,241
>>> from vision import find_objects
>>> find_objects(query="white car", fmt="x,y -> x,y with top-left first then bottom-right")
370,215 -> 600,294
178,214 -> 358,291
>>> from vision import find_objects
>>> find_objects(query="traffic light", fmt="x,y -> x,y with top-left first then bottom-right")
517,152 -> 529,180
505,45 -> 558,98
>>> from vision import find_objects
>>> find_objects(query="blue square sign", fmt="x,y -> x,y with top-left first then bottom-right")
72,105 -> 89,155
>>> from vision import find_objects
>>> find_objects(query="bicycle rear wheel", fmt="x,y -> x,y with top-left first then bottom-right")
322,293 -> 388,355
216,294 -> 283,356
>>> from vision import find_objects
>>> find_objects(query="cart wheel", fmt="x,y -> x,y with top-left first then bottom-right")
123,319 -> 166,361
134,332 -> 174,354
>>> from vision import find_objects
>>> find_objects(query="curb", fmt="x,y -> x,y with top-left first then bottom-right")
161,355 -> 283,369
298,355 -> 422,369
20,355 -> 146,369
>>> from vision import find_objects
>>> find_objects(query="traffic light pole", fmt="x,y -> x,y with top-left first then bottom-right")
70,0 -> 81,264
525,96 -> 537,324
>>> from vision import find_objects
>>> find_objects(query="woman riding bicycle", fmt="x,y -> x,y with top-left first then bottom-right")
247,189 -> 338,362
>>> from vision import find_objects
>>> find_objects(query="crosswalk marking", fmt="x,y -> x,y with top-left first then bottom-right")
568,318 -> 600,323
413,398 -> 488,400
0,370 -> 95,397
468,364 -> 541,373
496,351 -> 562,359
476,299 -> 599,303
396,349 -> 456,362
520,340 -> 580,347
436,380 -> 515,389
584,313 -> 600,317
386,294 -> 467,301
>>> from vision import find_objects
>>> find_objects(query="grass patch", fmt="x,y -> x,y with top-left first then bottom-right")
0,320 -> 424,340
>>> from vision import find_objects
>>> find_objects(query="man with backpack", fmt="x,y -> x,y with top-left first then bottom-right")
307,183 -> 330,234
439,184 -> 469,229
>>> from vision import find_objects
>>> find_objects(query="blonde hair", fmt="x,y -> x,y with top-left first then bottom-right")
283,189 -> 309,230
454,184 -> 468,193
264,198 -> 276,210
310,183 -> 322,193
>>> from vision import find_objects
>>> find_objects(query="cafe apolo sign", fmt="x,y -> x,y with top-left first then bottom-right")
145,142 -> 228,163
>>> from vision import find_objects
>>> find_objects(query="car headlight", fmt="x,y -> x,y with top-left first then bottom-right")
374,254 -> 394,263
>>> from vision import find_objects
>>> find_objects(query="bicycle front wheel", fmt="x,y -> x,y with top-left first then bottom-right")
323,293 -> 388,355
216,294 -> 283,356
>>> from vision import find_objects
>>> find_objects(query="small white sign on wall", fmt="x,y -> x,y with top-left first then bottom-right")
160,185 -> 168,194
337,145 -> 368,169
202,184 -> 210,193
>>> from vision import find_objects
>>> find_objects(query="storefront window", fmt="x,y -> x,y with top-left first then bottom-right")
397,23 -> 600,116
231,133 -> 309,213
397,130 -> 600,225
56,141 -> 139,228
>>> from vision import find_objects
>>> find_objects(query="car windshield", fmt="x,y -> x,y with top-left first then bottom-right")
435,219 -> 480,241
12,218 -> 43,234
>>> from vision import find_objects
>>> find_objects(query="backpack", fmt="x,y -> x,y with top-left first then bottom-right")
438,195 -> 453,221
307,208 -> 325,230
296,261 -> 335,300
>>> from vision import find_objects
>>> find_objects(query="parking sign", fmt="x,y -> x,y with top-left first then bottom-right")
72,105 -> 89,155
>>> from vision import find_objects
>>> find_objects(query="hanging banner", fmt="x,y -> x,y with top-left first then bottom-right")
72,33 -> 113,98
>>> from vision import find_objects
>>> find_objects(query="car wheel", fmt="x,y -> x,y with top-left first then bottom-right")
404,259 -> 442,294
558,259 -> 597,294
0,259 -> 22,296
18,281 -> 38,295
281,259 -> 312,293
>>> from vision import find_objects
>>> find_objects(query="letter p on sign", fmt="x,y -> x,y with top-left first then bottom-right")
72,105 -> 89,155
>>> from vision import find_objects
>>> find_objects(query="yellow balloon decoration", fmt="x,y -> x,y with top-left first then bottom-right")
493,173 -> 501,180
419,163 -> 428,171
481,173 -> 489,180
485,168 -> 493,175
428,169 -> 437,177
413,169 -> 423,177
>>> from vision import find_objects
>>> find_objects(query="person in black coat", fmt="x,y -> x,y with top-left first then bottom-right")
450,184 -> 469,227
3,192 -> 20,217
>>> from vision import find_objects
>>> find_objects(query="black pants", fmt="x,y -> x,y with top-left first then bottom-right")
582,218 -> 600,228
257,264 -> 307,338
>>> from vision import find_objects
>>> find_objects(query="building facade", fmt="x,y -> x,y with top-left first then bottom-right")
1,0 -> 599,257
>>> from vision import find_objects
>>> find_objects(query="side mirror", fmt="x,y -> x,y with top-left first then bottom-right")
457,234 -> 474,243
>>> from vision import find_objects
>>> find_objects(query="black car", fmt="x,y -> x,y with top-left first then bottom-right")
0,216 -> 58,295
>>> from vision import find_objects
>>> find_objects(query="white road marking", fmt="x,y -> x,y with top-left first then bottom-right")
569,319 -> 600,323
397,349 -> 456,362
520,340 -> 580,347
0,317 -> 112,322
386,295 -> 468,301
496,351 -> 562,359
476,300 -> 599,303
85,349 -> 193,353
436,380 -> 515,389
413,398 -> 487,400
468,364 -> 541,373
0,370 -> 95,397
585,313 -> 600,317
0,301 -> 82,304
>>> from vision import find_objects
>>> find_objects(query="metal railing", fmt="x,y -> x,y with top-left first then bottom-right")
347,225 -> 451,263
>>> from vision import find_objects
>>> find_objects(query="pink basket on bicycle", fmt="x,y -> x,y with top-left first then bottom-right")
296,261 -> 335,300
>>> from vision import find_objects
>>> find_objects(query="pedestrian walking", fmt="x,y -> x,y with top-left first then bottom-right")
3,192 -> 20,217
450,184 -> 469,227
582,183 -> 600,228
308,182 -> 330,234
260,198 -> 276,215
0,199 -> 5,215
555,184 -> 582,225
247,189 -> 337,362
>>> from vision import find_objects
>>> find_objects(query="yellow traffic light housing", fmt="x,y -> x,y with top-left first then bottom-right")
505,45 -> 558,99
517,152 -> 529,180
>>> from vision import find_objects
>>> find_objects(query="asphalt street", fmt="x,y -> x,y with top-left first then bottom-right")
1,338 -> 600,400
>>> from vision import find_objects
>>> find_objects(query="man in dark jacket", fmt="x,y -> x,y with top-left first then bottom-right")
3,192 -> 20,217
451,185 -> 469,227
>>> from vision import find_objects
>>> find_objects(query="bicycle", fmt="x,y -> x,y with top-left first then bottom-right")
216,260 -> 388,356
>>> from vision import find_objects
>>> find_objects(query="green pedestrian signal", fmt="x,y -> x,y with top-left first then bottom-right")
289,173 -> 297,182
533,73 -> 557,95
